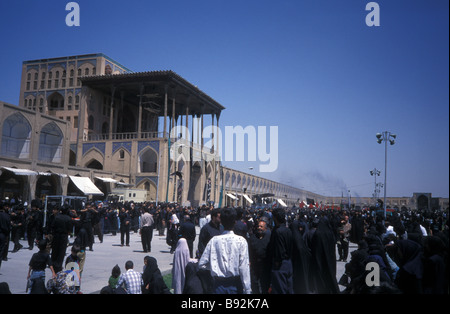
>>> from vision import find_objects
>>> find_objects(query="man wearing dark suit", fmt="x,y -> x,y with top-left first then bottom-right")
179,214 -> 196,258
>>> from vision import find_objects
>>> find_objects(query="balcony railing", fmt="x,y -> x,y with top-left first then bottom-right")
86,131 -> 167,141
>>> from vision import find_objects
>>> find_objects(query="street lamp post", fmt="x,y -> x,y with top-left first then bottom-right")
370,168 -> 381,204
376,131 -> 396,218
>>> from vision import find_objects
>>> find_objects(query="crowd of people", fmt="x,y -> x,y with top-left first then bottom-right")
0,196 -> 448,294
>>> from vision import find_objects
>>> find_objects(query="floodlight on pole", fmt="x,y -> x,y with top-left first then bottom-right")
376,131 -> 397,218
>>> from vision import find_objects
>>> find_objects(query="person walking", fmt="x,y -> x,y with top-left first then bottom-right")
248,218 -> 271,294
140,207 -> 154,253
0,204 -> 11,270
337,215 -> 352,262
179,214 -> 196,258
197,208 -> 223,258
119,207 -> 131,247
172,238 -> 195,294
27,239 -> 56,293
198,208 -> 251,294
267,207 -> 294,294
50,205 -> 72,273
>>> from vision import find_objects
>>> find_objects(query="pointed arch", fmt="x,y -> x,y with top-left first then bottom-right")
136,178 -> 157,201
47,91 -> 64,110
39,122 -> 63,163
138,146 -> 158,173
85,158 -> 103,170
83,148 -> 104,170
1,112 -> 32,159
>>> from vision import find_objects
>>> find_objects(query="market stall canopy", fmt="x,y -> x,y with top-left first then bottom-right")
95,176 -> 118,183
69,176 -> 104,196
243,194 -> 254,204
1,166 -> 37,176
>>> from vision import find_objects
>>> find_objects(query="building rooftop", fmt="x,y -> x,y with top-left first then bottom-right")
22,53 -> 132,73
81,70 -> 225,115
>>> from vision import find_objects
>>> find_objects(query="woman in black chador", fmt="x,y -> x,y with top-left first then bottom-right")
309,217 -> 339,294
290,219 -> 311,293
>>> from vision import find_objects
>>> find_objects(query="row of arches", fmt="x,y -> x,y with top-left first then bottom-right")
24,91 -> 81,112
82,146 -> 159,173
223,170 -> 299,198
1,112 -> 64,162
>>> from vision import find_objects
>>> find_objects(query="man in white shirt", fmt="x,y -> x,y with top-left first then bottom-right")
140,207 -> 154,253
198,208 -> 252,294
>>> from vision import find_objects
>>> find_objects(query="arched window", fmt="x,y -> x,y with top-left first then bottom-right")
86,159 -> 103,170
1,113 -> 32,159
138,148 -> 158,173
38,123 -> 63,163
48,92 -> 64,110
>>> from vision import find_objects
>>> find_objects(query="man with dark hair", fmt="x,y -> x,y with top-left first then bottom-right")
10,205 -> 25,253
199,208 -> 251,294
50,205 -> 72,273
197,208 -> 223,257
267,207 -> 293,294
140,207 -> 154,253
26,200 -> 43,250
249,218 -> 271,294
233,207 -> 248,238
0,204 -> 11,270
179,214 -> 196,258
116,260 -> 143,294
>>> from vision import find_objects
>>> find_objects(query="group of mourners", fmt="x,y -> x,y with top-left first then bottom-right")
101,203 -> 449,295
0,196 -> 448,294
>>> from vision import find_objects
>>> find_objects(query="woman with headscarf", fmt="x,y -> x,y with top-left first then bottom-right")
142,256 -> 171,294
172,238 -> 196,294
422,236 -> 447,294
290,219 -> 311,294
389,239 -> 423,294
183,261 -> 204,294
309,217 -> 339,294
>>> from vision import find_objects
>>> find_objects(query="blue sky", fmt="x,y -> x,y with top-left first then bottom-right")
0,0 -> 448,198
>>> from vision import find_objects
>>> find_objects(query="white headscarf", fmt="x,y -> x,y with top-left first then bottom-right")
172,238 -> 195,294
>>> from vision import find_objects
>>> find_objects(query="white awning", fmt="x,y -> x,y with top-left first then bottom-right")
95,176 -> 118,183
243,194 -> 254,204
116,181 -> 133,187
1,166 -> 38,176
277,198 -> 288,207
226,193 -> 237,200
69,176 -> 104,196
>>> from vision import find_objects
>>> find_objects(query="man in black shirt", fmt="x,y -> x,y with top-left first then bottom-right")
179,214 -> 196,258
0,204 -> 11,269
249,218 -> 271,294
26,200 -> 43,250
267,207 -> 293,294
27,239 -> 56,293
50,206 -> 72,273
197,208 -> 223,258
11,205 -> 25,253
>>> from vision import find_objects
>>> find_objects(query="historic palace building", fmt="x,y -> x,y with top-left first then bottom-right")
1,53 -> 448,211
